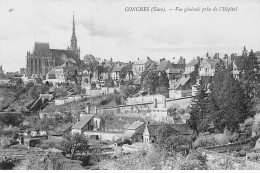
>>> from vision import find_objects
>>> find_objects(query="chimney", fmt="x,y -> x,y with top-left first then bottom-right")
160,58 -> 165,62
138,57 -> 139,61
147,57 -> 150,61
183,58 -> 186,64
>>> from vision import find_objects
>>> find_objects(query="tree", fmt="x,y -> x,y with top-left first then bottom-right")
240,49 -> 260,97
188,83 -> 210,133
215,72 -> 253,132
121,79 -> 140,97
60,133 -> 89,159
141,71 -> 159,94
159,71 -> 169,89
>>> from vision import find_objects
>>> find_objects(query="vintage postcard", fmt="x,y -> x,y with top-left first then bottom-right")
0,0 -> 260,170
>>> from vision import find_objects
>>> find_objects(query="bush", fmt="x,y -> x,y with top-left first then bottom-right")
192,134 -> 218,148
0,157 -> 21,170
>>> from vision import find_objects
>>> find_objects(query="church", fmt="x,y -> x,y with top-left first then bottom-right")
26,14 -> 80,79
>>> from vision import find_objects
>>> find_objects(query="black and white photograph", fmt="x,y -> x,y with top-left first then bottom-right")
0,0 -> 260,170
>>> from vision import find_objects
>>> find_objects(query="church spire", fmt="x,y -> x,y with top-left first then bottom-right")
70,11 -> 78,51
73,12 -> 75,35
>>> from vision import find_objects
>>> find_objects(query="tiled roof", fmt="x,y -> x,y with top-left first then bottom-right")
72,115 -> 94,130
33,42 -> 51,57
122,130 -> 135,138
156,60 -> 172,71
167,68 -> 183,74
127,121 -> 144,130
186,59 -> 199,67
172,64 -> 186,70
112,65 -> 125,72
205,59 -> 220,67
133,59 -> 147,65
178,77 -> 190,86
101,66 -> 110,73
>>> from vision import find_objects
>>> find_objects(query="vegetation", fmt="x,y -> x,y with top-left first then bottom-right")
189,49 -> 258,134
59,133 -> 89,159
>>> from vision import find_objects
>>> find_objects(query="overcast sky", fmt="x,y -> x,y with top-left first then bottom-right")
0,0 -> 260,72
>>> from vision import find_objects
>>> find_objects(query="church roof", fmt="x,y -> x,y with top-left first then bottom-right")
33,42 -> 51,57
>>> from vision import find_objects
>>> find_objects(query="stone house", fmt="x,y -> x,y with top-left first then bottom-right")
199,59 -> 220,77
71,114 -> 94,134
132,57 -> 153,76
121,121 -> 145,143
111,65 -> 127,81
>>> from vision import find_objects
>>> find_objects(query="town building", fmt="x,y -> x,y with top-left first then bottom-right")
199,59 -> 220,77
121,121 -> 145,143
132,57 -> 153,76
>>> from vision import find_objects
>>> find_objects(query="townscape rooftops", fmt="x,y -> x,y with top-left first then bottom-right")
72,114 -> 94,130
156,60 -> 172,71
127,121 -> 145,130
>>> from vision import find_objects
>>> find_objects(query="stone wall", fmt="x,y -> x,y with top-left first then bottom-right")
83,131 -> 123,141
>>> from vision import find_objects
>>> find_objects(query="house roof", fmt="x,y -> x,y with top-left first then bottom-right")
146,124 -> 160,136
167,68 -> 183,74
72,115 -> 94,130
101,66 -> 110,73
33,42 -> 51,57
186,59 -> 199,67
95,66 -> 103,73
127,121 -> 145,130
122,130 -> 135,138
172,64 -> 186,70
156,60 -> 172,71
133,59 -> 147,65
49,122 -> 74,135
205,59 -> 220,67
178,77 -> 190,86
112,65 -> 125,72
